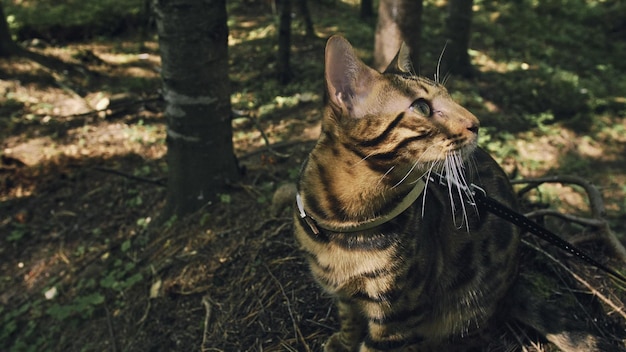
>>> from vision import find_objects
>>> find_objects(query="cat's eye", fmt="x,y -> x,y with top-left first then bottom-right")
410,99 -> 432,117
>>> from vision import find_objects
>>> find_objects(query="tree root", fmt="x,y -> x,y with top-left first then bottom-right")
512,175 -> 626,263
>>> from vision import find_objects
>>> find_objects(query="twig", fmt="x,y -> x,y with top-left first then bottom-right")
305,318 -> 335,331
201,295 -> 214,352
91,166 -> 166,187
523,239 -> 626,321
264,264 -> 312,352
238,139 -> 316,160
104,301 -> 118,352
506,322 -> 537,352
569,233 -> 604,246
233,110 -> 292,159
23,52 -> 94,113
136,297 -> 152,327
136,266 -> 157,326
524,209 -> 605,227
25,96 -> 162,120
279,341 -> 301,352
252,118 -> 291,159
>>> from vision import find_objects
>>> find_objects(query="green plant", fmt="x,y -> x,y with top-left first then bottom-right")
163,215 -> 178,230
287,167 -> 300,181
5,0 -> 146,39
126,188 -> 143,208
219,193 -> 232,204
99,259 -> 143,292
7,225 -> 27,243
136,217 -> 151,229
46,293 -> 105,321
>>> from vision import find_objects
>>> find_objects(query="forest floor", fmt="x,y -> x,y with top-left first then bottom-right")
1,1 -> 626,351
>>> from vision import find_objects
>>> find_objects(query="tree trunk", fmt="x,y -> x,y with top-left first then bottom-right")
153,0 -> 240,217
296,0 -> 315,38
0,4 -> 18,57
373,0 -> 422,71
277,0 -> 293,84
442,0 -> 474,78
360,0 -> 373,19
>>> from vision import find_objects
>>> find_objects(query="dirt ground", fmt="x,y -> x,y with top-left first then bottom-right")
2,3 -> 626,351
0,27 -> 336,350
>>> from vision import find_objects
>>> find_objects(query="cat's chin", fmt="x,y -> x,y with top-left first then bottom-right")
457,142 -> 478,160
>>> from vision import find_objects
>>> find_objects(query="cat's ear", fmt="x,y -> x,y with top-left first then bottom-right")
384,42 -> 412,74
325,35 -> 378,119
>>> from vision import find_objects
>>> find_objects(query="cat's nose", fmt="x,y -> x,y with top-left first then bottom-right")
467,124 -> 479,135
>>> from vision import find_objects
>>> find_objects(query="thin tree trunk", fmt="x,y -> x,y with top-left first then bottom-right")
296,0 -> 315,37
0,4 -> 19,57
360,0 -> 373,19
153,0 -> 240,217
277,0 -> 293,84
374,0 -> 422,71
442,0 -> 474,78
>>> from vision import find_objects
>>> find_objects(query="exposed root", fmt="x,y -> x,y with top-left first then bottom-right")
512,175 -> 626,262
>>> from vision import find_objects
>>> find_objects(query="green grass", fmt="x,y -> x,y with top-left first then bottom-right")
5,0 -> 146,40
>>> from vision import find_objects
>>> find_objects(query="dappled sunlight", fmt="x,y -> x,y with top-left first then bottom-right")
3,119 -> 166,159
471,49 -> 531,74
501,119 -> 626,174
0,56 -> 45,78
0,40 -> 163,144
229,16 -> 276,46
0,36 -> 167,208
4,135 -> 59,166
523,182 -> 591,214
232,102 -> 321,155
0,59 -> 91,116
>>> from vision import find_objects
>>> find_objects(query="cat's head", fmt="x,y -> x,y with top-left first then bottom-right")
322,35 -> 480,178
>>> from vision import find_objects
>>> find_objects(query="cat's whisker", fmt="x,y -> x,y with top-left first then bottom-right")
467,153 -> 479,181
444,152 -> 474,230
441,71 -> 453,87
456,153 -> 479,216
421,162 -> 440,217
436,41 -> 449,85
393,143 -> 441,189
376,166 -> 396,188
444,156 -> 463,228
355,151 -> 377,165
393,160 -> 420,189
456,160 -> 472,230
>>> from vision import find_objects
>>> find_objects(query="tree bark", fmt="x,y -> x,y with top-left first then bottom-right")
442,0 -> 474,78
373,0 -> 422,71
0,3 -> 18,57
153,0 -> 240,217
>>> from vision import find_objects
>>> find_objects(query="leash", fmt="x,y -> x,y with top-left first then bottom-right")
432,174 -> 626,284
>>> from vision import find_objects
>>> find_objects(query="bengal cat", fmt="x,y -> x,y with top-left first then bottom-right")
294,35 -> 616,352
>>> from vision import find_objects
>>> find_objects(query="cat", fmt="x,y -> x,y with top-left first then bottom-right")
294,35 -> 617,351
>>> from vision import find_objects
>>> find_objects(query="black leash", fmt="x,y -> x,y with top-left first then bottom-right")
467,182 -> 626,284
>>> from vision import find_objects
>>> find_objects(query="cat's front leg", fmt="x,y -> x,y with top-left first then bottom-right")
324,299 -> 367,352
357,318 -> 429,352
